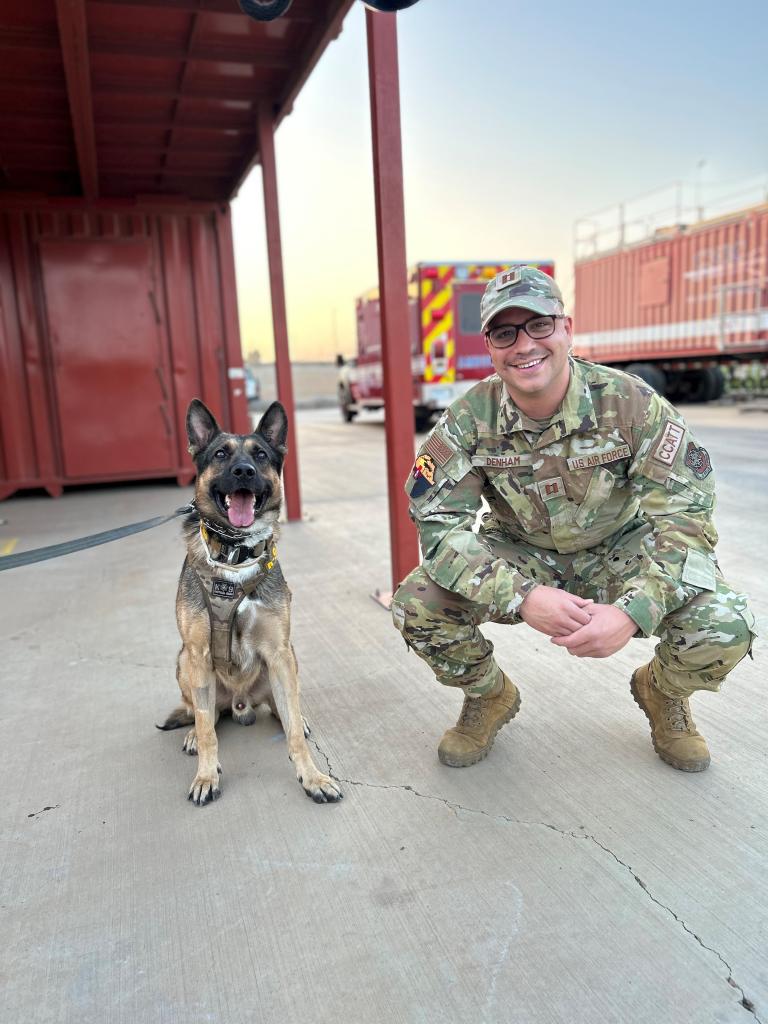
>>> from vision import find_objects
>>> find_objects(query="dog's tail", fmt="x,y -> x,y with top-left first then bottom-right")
156,704 -> 195,731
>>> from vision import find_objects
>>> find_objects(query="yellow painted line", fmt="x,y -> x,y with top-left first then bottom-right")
0,538 -> 18,556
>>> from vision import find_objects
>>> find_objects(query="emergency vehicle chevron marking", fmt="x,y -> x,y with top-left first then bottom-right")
424,310 -> 453,349
422,287 -> 452,328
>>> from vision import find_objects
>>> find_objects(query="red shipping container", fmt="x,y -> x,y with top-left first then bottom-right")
574,205 -> 768,400
0,199 -> 248,499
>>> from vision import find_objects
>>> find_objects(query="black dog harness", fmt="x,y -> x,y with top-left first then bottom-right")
191,522 -> 278,671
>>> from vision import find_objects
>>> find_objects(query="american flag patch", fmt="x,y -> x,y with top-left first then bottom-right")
425,432 -> 453,468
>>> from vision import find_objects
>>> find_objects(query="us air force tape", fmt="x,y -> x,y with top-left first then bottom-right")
237,0 -> 293,21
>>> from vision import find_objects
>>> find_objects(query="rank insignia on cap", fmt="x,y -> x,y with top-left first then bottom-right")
495,266 -> 523,291
410,454 -> 437,499
683,442 -> 712,479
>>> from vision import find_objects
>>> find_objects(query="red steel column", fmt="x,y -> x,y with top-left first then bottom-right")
366,10 -> 420,593
257,103 -> 301,521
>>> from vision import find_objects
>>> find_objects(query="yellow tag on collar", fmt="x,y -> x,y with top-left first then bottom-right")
266,544 -> 277,571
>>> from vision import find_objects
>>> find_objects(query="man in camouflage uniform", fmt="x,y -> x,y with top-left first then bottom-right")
391,266 -> 756,772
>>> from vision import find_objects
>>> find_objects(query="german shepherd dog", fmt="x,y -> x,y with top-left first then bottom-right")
158,398 -> 343,807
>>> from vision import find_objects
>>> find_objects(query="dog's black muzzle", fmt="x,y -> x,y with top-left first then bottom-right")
211,461 -> 272,519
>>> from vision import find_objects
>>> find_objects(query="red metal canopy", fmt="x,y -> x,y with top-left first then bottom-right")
0,0 -> 418,591
0,0 -> 353,202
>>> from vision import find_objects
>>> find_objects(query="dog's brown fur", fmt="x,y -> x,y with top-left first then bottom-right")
158,399 -> 342,807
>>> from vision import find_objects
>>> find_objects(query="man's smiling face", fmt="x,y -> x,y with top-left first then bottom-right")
484,307 -> 573,414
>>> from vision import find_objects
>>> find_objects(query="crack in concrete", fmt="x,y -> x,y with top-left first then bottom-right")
579,831 -> 761,1022
27,803 -> 60,820
307,735 -> 334,778
311,753 -> 762,1023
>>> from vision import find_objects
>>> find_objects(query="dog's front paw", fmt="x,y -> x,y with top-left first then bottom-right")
182,727 -> 197,755
297,770 -> 343,804
188,766 -> 222,806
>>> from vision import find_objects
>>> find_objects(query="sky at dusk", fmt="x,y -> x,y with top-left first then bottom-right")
231,0 -> 767,363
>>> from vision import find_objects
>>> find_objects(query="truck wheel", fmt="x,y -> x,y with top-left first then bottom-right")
626,363 -> 666,396
664,370 -> 683,402
338,388 -> 357,422
414,409 -> 433,432
684,368 -> 723,403
706,366 -> 726,401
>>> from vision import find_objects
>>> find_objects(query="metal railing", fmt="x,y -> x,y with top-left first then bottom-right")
574,175 -> 768,261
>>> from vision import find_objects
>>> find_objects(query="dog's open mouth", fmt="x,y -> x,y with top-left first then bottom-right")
214,489 -> 265,529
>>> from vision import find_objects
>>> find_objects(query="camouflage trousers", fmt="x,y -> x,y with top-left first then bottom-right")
391,524 -> 756,700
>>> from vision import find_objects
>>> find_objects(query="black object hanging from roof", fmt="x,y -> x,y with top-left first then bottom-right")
237,0 -> 293,20
237,0 -> 421,21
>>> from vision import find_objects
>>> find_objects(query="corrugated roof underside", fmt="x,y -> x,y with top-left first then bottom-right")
0,0 -> 351,200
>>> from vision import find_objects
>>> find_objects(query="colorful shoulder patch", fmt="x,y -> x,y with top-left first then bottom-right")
410,453 -> 437,499
684,442 -> 712,479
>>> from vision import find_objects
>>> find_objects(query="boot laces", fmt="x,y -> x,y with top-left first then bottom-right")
663,697 -> 691,732
458,696 -> 485,729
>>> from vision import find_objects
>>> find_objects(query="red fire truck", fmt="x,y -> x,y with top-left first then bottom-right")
574,203 -> 768,401
340,260 -> 555,429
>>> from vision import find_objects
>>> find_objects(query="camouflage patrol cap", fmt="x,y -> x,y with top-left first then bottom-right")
480,265 -> 564,332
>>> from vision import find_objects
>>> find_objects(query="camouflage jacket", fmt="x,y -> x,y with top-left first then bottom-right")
406,358 -> 718,637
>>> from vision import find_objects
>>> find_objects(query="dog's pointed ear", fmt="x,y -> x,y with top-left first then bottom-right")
256,401 -> 288,454
186,399 -> 221,458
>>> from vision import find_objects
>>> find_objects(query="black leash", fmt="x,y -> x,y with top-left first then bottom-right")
0,504 -> 195,572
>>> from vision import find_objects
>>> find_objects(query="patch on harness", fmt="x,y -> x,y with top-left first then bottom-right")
211,579 -> 237,599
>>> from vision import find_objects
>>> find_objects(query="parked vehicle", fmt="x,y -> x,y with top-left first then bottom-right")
244,366 -> 261,405
336,354 -> 358,422
347,261 -> 555,430
574,203 -> 768,401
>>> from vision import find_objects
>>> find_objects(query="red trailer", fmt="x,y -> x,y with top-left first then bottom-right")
573,204 -> 768,401
343,260 -> 555,429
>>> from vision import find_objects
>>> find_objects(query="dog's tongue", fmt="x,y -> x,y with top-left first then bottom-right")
228,490 -> 255,528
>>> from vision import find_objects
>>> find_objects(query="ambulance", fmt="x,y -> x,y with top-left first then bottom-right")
341,261 -> 556,430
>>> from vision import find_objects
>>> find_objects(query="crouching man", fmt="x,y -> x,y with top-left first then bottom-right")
391,266 -> 756,771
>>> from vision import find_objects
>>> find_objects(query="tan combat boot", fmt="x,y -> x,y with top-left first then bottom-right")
438,673 -> 521,768
630,662 -> 710,772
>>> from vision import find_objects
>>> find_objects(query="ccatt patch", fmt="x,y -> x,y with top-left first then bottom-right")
684,442 -> 712,479
410,454 -> 436,499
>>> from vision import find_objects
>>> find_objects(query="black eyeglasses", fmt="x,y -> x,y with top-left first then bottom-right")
486,314 -> 564,349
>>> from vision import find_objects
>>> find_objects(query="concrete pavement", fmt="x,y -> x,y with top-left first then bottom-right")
1,405 -> 766,1024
